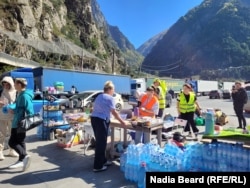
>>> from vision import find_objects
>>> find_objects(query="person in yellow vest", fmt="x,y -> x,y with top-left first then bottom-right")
135,86 -> 159,143
189,83 -> 201,117
153,78 -> 166,118
177,83 -> 201,138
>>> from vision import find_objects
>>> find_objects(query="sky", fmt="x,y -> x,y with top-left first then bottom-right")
97,0 -> 203,49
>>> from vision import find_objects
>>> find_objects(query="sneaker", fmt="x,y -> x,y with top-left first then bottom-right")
22,155 -> 31,171
93,166 -> 107,172
104,160 -> 112,166
194,132 -> 199,141
237,126 -> 242,129
8,161 -> 24,169
0,151 -> 5,160
187,132 -> 192,137
7,149 -> 19,157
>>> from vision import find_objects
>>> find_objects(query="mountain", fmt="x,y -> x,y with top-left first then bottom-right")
137,30 -> 168,57
91,0 -> 143,70
0,0 -> 142,76
142,0 -> 250,80
108,25 -> 143,67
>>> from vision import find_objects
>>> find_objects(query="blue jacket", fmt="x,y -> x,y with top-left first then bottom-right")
12,89 -> 34,128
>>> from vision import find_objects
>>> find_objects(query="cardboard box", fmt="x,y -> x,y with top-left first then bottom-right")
57,130 -> 83,148
216,115 -> 229,125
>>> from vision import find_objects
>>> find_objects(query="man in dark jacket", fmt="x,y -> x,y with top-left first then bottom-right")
231,81 -> 248,129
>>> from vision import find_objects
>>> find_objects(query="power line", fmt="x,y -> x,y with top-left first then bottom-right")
141,62 -> 179,68
142,65 -> 180,72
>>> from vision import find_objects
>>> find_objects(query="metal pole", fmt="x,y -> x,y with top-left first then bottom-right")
139,62 -> 142,75
81,49 -> 84,72
112,48 -> 115,74
3,38 -> 7,52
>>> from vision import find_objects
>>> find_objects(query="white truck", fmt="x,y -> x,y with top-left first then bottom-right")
223,81 -> 235,91
187,80 -> 218,96
130,78 -> 147,98
197,80 -> 218,96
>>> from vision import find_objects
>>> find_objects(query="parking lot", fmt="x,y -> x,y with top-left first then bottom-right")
0,96 -> 248,188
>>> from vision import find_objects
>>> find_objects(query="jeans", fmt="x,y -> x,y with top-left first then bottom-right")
8,128 -> 27,161
91,117 -> 109,169
234,106 -> 246,128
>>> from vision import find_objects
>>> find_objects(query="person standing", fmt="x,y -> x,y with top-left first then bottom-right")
71,85 -> 77,94
90,81 -> 127,172
135,86 -> 159,144
0,76 -> 19,160
177,83 -> 201,138
231,81 -> 248,129
8,78 -> 34,171
153,78 -> 166,118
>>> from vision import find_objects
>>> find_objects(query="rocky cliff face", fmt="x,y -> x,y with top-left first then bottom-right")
0,0 -> 142,75
137,30 -> 168,57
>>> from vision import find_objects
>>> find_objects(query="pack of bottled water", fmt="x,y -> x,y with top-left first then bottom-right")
182,141 -> 250,172
122,138 -> 250,186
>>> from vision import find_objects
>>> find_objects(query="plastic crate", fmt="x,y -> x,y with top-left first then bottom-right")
43,110 -> 63,118
33,100 -> 61,113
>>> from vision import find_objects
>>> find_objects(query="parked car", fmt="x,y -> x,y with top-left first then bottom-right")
208,90 -> 223,99
60,90 -> 124,111
244,91 -> 250,113
222,89 -> 231,99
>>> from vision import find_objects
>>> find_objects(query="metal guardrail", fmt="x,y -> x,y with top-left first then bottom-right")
0,52 -> 40,68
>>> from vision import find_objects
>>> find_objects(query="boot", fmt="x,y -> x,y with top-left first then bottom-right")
0,144 -> 5,160
8,148 -> 19,157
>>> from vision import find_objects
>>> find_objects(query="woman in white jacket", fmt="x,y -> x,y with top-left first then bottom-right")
0,76 -> 18,160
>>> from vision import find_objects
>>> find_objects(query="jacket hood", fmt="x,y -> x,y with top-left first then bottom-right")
1,76 -> 15,91
20,89 -> 34,99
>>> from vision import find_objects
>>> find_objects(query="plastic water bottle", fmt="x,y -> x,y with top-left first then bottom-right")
235,142 -> 245,171
224,143 -> 232,171
204,112 -> 214,135
124,161 -> 132,181
134,107 -> 139,117
138,162 -> 147,188
2,103 -> 16,114
217,143 -> 227,172
120,152 -> 127,172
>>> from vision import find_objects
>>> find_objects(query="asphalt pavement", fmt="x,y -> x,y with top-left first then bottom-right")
0,96 -> 248,188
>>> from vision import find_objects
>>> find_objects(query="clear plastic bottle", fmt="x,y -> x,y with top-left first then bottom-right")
120,152 -> 127,172
134,107 -> 139,117
137,162 -> 147,188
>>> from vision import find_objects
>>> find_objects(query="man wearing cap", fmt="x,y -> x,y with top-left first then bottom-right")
153,78 -> 166,118
8,78 -> 34,171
